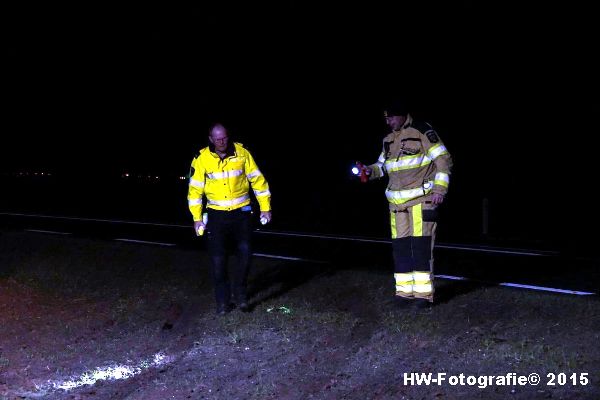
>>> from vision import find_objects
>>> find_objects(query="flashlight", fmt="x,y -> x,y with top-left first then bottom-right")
197,212 -> 208,236
352,161 -> 368,183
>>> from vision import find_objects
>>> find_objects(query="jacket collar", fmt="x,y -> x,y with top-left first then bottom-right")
208,141 -> 236,158
402,114 -> 413,129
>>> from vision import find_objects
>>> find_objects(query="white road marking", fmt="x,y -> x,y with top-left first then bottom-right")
115,238 -> 176,247
497,282 -> 596,295
25,229 -> 72,235
2,212 -> 559,256
253,252 -> 327,263
5,212 -> 594,295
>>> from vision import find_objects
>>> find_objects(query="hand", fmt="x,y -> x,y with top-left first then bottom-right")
194,220 -> 206,236
362,165 -> 372,176
260,211 -> 272,224
431,193 -> 445,205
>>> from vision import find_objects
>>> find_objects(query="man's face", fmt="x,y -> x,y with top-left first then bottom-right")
209,127 -> 229,152
385,115 -> 407,131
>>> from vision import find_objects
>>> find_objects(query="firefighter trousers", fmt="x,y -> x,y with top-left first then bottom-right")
390,202 -> 437,301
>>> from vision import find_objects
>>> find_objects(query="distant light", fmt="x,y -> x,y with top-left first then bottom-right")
155,176 -> 159,179
123,173 -> 129,178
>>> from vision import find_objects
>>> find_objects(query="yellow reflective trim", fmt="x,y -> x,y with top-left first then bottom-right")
385,182 -> 433,205
396,286 -> 414,294
413,271 -> 431,280
413,284 -> 433,294
394,273 -> 413,285
395,271 -> 414,295
413,271 -> 432,294
390,211 -> 397,239
385,155 -> 431,172
412,203 -> 423,237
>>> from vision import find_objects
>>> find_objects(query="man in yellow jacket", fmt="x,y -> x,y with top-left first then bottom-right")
363,100 -> 453,304
188,123 -> 272,315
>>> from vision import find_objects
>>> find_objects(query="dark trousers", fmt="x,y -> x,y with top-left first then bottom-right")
206,208 -> 252,306
392,236 -> 433,273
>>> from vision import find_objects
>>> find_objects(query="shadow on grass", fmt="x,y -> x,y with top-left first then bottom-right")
434,279 -> 494,305
248,261 -> 334,308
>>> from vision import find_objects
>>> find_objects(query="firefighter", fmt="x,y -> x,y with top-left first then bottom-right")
362,100 -> 453,303
188,123 -> 272,315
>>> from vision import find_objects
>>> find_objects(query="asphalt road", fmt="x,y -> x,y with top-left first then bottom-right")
1,212 -> 597,295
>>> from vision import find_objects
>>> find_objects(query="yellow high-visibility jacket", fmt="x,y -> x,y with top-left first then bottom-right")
368,115 -> 453,211
187,142 -> 271,222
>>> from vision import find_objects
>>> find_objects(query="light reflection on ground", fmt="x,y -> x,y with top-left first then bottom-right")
41,352 -> 172,391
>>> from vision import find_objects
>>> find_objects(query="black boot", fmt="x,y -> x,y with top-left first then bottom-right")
234,295 -> 250,312
216,303 -> 231,316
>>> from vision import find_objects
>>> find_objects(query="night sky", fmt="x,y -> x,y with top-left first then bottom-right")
4,2 -> 600,243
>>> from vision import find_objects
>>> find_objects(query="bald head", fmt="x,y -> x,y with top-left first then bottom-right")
209,123 -> 227,137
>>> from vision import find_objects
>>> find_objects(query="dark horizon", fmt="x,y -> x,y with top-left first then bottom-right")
4,3 -> 600,252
